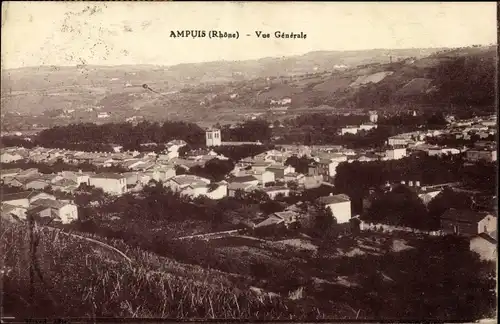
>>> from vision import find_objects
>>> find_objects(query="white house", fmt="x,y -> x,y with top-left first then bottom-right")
205,128 -> 222,147
30,199 -> 78,224
266,165 -> 295,179
470,232 -> 497,261
166,175 -> 211,192
385,146 -> 407,160
248,170 -> 275,186
1,191 -> 33,208
359,123 -> 378,132
97,112 -> 111,118
317,193 -> 352,224
204,182 -> 228,200
1,168 -> 22,179
0,152 -> 24,163
147,166 -> 176,183
340,126 -> 360,135
89,173 -> 127,195
387,136 -> 409,146
261,186 -> 291,200
60,170 -> 90,186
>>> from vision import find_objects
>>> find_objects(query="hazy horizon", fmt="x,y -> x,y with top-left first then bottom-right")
2,2 -> 497,70
4,45 -> 493,71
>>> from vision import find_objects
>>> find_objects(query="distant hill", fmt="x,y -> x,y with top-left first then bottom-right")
1,45 -> 496,124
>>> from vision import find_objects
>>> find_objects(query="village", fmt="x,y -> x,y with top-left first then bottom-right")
1,110 -> 497,261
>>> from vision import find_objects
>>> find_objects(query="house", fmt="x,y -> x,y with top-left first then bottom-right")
1,204 -> 27,222
165,175 -> 211,192
417,187 -> 442,205
284,172 -> 306,185
24,179 -> 50,191
1,191 -> 33,208
181,183 -> 210,198
255,211 -> 300,229
359,123 -> 378,132
469,232 -> 497,261
317,193 -> 352,224
387,136 -> 409,146
266,165 -> 295,179
308,159 -> 336,180
0,152 -> 24,163
227,175 -> 259,187
440,209 -> 497,236
28,192 -> 57,204
205,128 -> 222,147
51,178 -> 79,192
97,112 -> 111,118
428,147 -> 461,157
465,148 -> 497,163
1,168 -> 22,179
227,182 -> 257,197
251,161 -> 274,173
248,170 -> 275,186
385,146 -> 407,160
89,173 -> 127,195
340,126 -> 360,135
59,170 -> 90,186
204,182 -> 228,200
17,168 -> 40,178
261,186 -> 291,200
2,177 -> 25,188
29,199 -> 78,224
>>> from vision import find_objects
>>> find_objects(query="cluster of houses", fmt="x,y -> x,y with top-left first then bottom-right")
385,114 -> 497,162
1,115 -> 497,255
1,191 -> 78,225
339,111 -> 379,135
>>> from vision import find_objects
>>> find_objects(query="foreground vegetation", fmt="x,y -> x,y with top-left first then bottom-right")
2,220 -> 495,320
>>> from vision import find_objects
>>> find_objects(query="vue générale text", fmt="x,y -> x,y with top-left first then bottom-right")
169,30 -> 307,39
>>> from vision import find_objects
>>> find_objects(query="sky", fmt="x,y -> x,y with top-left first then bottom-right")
1,1 -> 497,69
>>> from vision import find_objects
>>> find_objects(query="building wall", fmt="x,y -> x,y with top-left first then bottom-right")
387,148 -> 406,160
441,219 -> 478,236
328,162 -> 340,178
29,193 -> 56,204
206,130 -> 222,147
89,177 -> 127,195
0,153 -> 23,163
326,201 -> 352,224
3,198 -> 29,208
266,189 -> 290,200
466,150 -> 496,162
205,184 -> 228,200
58,204 -> 78,224
25,181 -> 49,190
470,238 -> 497,261
341,128 -> 359,135
477,215 -> 497,234
388,138 -> 407,146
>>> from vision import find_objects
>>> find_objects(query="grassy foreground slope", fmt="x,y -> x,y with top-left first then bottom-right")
2,218 -> 497,320
1,223 -> 303,319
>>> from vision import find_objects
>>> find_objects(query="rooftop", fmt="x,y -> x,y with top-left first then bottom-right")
318,193 -> 351,205
441,209 -> 495,223
91,173 -> 125,180
228,175 -> 258,183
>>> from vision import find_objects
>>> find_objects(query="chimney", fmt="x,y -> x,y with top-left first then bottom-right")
415,180 -> 420,187
409,180 -> 414,187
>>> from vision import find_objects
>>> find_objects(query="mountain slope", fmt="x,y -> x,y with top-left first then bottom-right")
0,45 -> 496,122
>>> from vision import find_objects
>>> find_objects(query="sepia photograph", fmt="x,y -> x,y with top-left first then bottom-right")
0,1 -> 498,322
